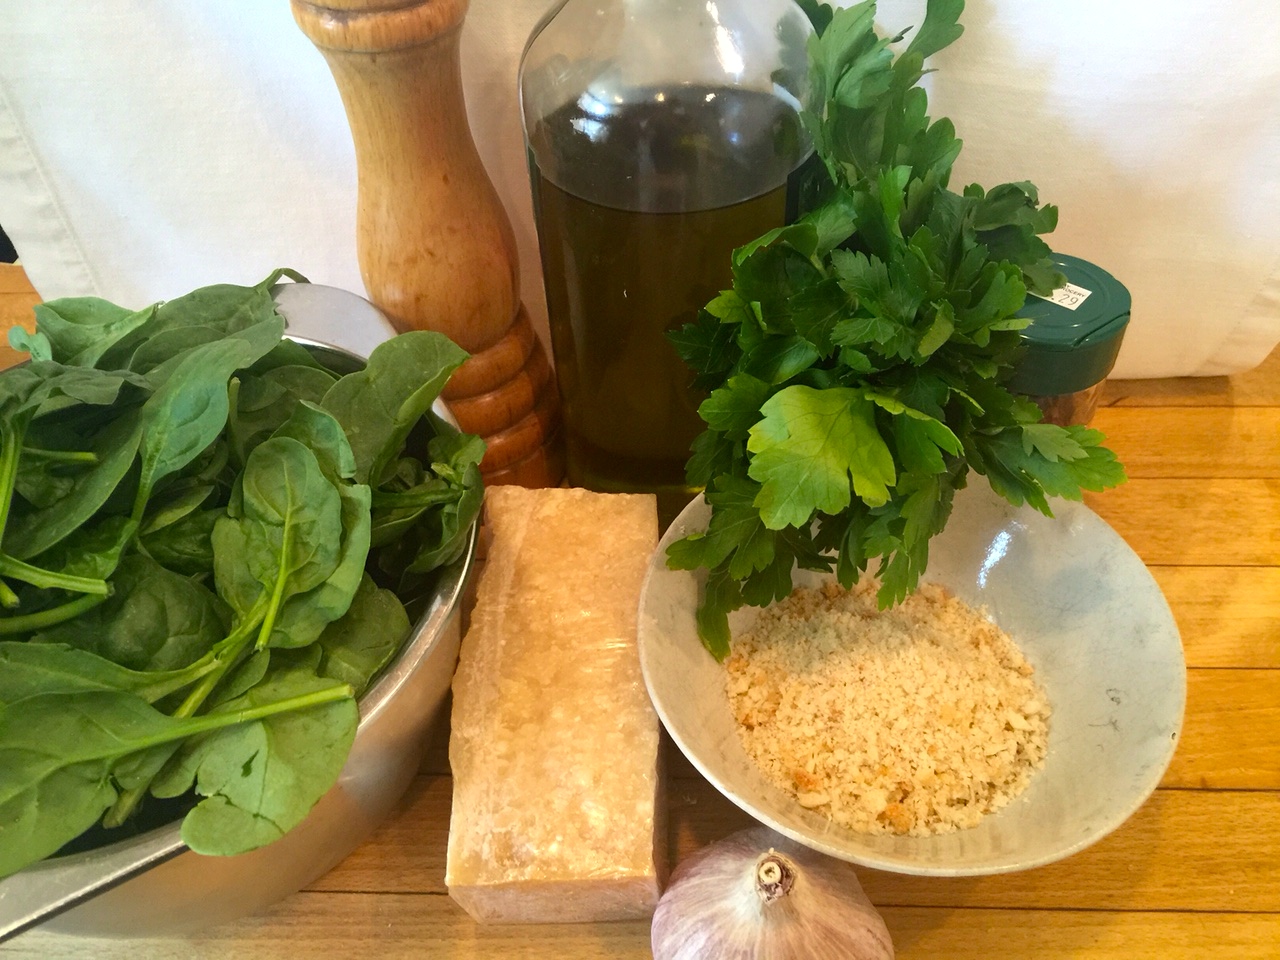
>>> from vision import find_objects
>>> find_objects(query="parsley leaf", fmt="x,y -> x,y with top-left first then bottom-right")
665,0 -> 1127,657
747,386 -> 896,526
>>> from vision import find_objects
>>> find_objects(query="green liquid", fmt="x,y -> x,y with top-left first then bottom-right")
529,86 -> 807,513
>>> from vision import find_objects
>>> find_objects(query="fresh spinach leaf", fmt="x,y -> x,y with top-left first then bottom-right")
99,270 -> 301,372
133,323 -> 283,520
0,680 -> 351,878
270,401 -> 357,485
150,665 -> 357,856
7,326 -> 52,362
210,649 -> 272,707
0,642 -> 209,706
226,365 -> 337,467
268,482 -> 370,649
321,331 -> 468,485
317,574 -> 410,697
122,325 -> 226,375
32,515 -> 138,585
252,404 -> 372,648
30,298 -> 158,368
152,271 -> 297,334
210,437 -> 343,645
0,269 -> 483,871
5,407 -> 143,559
139,481 -> 216,538
368,478 -> 453,547
138,507 -> 221,576
33,555 -> 229,672
399,424 -> 485,574
248,337 -> 334,375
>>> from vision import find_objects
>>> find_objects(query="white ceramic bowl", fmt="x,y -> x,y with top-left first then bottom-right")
638,484 -> 1186,876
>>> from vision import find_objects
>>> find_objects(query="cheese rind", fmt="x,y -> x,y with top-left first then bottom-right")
445,486 -> 663,923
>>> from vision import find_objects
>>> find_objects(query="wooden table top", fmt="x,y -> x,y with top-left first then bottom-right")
2,262 -> 1277,959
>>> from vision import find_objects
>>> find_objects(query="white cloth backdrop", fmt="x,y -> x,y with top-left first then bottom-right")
1,0 -> 1277,378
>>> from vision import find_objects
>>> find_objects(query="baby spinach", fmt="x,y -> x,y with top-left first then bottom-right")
227,365 -> 338,466
211,649 -> 273,707
404,450 -> 483,574
129,326 -> 226,376
133,324 -> 284,521
138,507 -> 220,576
371,420 -> 485,574
96,268 -> 304,374
151,269 -> 304,335
151,665 -> 357,856
0,271 -> 484,878
29,298 -> 156,369
30,515 -> 139,585
7,327 -> 51,362
0,642 -> 213,705
321,331 -> 469,485
212,436 -> 345,648
5,408 -> 143,559
139,481 -> 217,538
271,401 -> 357,485
316,574 -> 410,697
270,483 -> 370,651
32,555 -> 229,672
249,337 -> 332,375
0,681 -> 352,876
0,366 -> 151,608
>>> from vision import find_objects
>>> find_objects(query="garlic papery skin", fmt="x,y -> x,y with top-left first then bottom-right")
651,825 -> 895,960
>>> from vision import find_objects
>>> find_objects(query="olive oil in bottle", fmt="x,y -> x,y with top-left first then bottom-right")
528,87 -> 808,506
520,0 -> 814,515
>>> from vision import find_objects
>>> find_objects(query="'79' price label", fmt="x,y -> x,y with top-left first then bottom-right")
1030,282 -> 1093,311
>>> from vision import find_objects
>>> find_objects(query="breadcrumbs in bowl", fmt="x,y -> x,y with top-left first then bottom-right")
725,578 -> 1049,837
638,484 -> 1186,876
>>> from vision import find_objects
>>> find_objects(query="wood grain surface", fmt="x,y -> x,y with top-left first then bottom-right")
2,263 -> 1277,958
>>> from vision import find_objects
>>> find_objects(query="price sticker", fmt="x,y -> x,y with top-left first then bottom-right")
1030,282 -> 1092,311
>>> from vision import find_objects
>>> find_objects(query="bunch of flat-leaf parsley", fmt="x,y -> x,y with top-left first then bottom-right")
665,0 -> 1127,658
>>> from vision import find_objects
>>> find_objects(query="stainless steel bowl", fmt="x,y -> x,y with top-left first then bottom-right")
0,290 -> 477,939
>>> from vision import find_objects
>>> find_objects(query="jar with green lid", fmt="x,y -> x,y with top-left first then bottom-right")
1007,253 -> 1131,426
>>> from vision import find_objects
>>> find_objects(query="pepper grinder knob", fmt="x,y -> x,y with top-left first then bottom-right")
290,0 -> 563,487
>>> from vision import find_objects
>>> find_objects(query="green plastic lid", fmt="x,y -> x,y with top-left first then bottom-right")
1006,253 -> 1131,396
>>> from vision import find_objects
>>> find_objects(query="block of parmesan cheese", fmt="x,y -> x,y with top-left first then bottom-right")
445,486 -> 664,923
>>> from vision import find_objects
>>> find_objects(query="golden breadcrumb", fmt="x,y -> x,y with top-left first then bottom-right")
725,578 -> 1049,836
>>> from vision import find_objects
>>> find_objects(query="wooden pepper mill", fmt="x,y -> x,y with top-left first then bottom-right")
291,0 -> 563,487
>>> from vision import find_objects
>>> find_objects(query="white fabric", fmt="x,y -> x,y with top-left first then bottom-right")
1,0 -> 1277,378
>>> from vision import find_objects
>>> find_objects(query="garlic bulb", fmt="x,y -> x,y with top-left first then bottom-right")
651,826 -> 894,960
